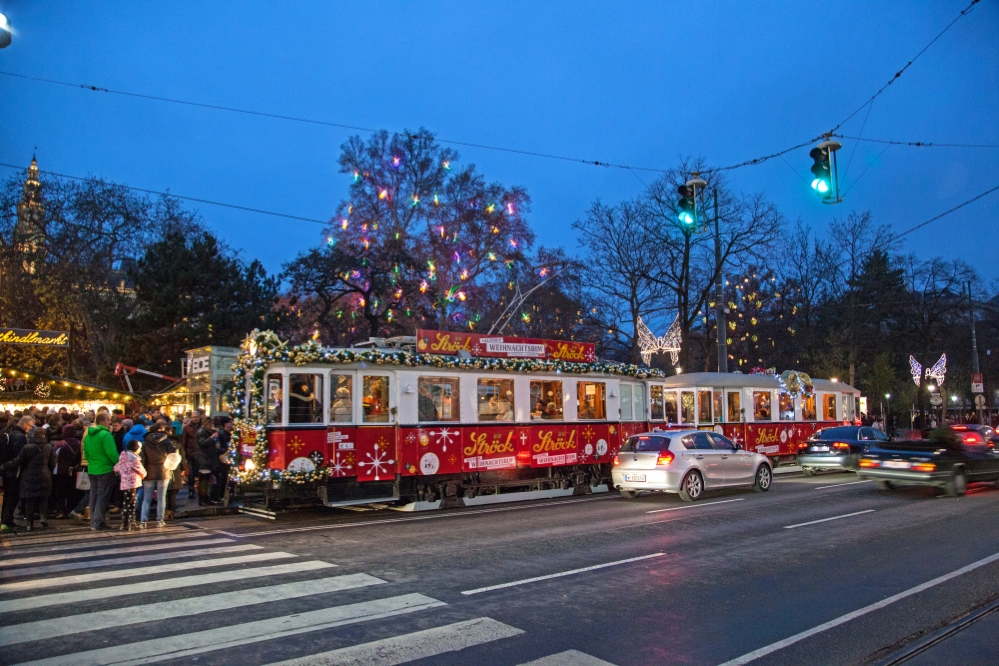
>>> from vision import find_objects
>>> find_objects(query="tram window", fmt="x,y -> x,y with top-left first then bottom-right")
727,391 -> 741,422
620,384 -> 633,420
634,385 -> 646,420
664,392 -> 678,424
650,386 -> 664,420
621,435 -> 668,452
477,378 -> 514,422
577,382 -> 606,420
362,376 -> 390,423
265,374 -> 283,425
681,391 -> 695,424
713,391 -> 723,423
289,374 -> 323,424
531,380 -> 563,420
753,391 -> 772,421
843,394 -> 854,420
778,391 -> 794,421
418,376 -> 460,422
329,374 -> 353,423
801,393 -> 816,420
824,394 -> 836,420
697,390 -> 712,423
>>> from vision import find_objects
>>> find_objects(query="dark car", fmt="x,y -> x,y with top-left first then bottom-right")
797,426 -> 889,475
949,424 -> 999,448
857,429 -> 999,496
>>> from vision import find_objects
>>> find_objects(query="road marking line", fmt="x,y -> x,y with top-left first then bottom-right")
0,573 -> 384,646
646,498 -> 745,514
14,594 -> 445,666
223,495 -> 616,538
263,617 -> 523,666
0,560 -> 335,613
717,550 -> 999,666
0,527 -> 202,550
1,537 -> 234,566
461,553 -> 664,596
1,544 -> 260,578
783,510 -> 876,530
813,480 -> 871,490
1,531 -> 215,556
0,552 -> 297,594
519,650 -> 617,666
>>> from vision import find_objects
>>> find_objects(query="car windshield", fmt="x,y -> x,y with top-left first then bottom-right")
810,427 -> 859,441
620,435 -> 670,452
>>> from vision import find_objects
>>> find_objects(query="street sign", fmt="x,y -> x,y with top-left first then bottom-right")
975,395 -> 987,409
930,394 -> 943,406
972,373 -> 984,394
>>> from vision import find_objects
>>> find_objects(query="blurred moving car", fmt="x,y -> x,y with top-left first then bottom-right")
857,428 -> 999,497
797,425 -> 889,475
612,430 -> 772,502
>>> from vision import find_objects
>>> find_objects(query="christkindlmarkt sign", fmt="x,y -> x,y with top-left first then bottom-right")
0,328 -> 70,347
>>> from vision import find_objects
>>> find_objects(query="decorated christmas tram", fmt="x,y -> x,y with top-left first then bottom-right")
228,329 -> 859,510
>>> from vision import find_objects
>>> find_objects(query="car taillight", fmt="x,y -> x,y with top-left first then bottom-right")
798,442 -> 809,450
912,463 -> 936,472
858,458 -> 878,468
833,442 -> 850,451
656,451 -> 674,466
612,455 -> 620,466
963,434 -> 982,444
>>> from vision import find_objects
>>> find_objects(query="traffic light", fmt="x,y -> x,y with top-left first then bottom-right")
809,146 -> 831,197
677,185 -> 696,226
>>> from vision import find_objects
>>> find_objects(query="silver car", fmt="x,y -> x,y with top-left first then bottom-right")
611,430 -> 773,501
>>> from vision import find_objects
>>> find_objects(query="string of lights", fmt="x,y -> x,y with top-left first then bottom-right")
0,161 -> 329,225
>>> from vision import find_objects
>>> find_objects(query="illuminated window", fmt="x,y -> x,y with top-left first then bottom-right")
801,394 -> 816,420
650,386 -> 664,420
265,374 -> 283,425
713,391 -> 723,423
329,374 -> 353,423
664,391 -> 678,424
418,376 -> 460,422
824,394 -> 836,421
753,391 -> 772,421
289,374 -> 323,424
778,391 -> 794,421
727,391 -> 741,422
362,375 -> 390,423
577,382 -> 606,420
477,378 -> 514,422
681,391 -> 695,424
531,380 -> 563,420
697,390 -> 712,423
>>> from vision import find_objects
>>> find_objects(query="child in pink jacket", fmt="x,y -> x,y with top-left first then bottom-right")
114,440 -> 147,531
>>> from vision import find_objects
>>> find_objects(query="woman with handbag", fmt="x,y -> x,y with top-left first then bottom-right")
138,427 -> 175,527
50,424 -> 81,518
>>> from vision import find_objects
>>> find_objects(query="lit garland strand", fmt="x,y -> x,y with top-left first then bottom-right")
227,329 -> 665,485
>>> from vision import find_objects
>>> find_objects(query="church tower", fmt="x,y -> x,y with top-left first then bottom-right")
13,155 -> 45,273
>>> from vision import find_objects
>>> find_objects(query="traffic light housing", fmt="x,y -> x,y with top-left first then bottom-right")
810,146 -> 831,197
677,185 -> 696,226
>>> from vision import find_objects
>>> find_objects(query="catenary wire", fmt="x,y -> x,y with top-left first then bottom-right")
0,162 -> 329,226
840,144 -> 892,198
889,184 -> 999,241
835,135 -> 999,148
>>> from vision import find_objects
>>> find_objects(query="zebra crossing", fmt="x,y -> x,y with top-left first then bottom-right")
0,527 -> 616,666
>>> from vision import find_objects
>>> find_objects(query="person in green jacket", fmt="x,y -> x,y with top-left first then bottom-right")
84,413 -> 119,530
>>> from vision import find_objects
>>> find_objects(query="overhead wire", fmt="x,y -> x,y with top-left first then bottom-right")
888,184 -> 999,242
834,135 -> 999,149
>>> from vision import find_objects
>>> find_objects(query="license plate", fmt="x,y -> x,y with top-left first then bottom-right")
624,474 -> 646,482
883,460 -> 910,469
812,446 -> 829,452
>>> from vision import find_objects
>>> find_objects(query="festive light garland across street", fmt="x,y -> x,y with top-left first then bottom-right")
229,329 -> 665,485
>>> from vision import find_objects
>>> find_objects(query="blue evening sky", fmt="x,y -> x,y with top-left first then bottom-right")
1,2 -> 997,281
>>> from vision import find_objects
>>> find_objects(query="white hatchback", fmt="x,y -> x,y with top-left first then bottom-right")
611,430 -> 773,501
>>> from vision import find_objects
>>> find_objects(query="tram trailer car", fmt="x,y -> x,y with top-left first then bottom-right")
233,331 -> 859,510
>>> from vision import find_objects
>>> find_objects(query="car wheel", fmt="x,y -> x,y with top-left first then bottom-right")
803,468 -> 817,477
945,469 -> 968,497
754,465 -> 772,492
678,471 -> 703,502
620,490 -> 638,499
874,480 -> 893,491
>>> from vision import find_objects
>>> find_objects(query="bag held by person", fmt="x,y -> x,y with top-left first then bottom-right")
164,450 -> 181,471
76,469 -> 91,490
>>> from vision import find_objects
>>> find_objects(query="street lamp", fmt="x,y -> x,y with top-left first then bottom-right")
0,13 -> 11,49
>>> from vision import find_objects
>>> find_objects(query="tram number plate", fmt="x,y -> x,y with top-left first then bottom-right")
883,460 -> 911,469
624,474 -> 646,482
812,446 -> 829,452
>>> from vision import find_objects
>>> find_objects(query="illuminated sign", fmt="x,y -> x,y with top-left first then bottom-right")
0,328 -> 70,347
415,329 -> 595,362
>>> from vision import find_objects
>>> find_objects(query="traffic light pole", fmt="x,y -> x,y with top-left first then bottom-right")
968,281 -> 983,424
714,186 -> 727,373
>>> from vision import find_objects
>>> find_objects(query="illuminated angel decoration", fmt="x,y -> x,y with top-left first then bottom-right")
779,370 -> 813,398
908,354 -> 946,387
637,315 -> 681,366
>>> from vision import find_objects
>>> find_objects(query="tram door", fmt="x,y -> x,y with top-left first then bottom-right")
355,372 -> 397,483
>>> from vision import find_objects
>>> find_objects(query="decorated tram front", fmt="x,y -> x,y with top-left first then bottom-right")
228,330 -> 859,508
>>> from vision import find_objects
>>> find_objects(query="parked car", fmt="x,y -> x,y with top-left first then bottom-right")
612,430 -> 772,502
797,425 -> 889,475
857,429 -> 999,496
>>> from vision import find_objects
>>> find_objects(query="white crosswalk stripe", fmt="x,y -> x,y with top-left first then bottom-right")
0,529 -> 217,556
1,529 -> 608,666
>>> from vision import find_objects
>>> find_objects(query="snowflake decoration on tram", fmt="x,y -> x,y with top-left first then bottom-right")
430,427 -> 456,451
357,441 -> 395,480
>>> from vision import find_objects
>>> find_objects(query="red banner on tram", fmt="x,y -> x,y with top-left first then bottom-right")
415,329 -> 595,363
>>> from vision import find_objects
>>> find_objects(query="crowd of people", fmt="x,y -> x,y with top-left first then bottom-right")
0,405 -> 233,533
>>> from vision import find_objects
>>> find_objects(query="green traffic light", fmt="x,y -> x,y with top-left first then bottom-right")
678,211 -> 694,225
811,178 -> 830,194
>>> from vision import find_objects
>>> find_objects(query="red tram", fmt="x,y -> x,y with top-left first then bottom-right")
230,330 -> 859,509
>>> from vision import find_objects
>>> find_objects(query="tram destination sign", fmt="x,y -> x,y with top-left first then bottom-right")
0,328 -> 70,347
416,329 -> 595,362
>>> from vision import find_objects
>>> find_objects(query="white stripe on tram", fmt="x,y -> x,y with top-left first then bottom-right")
263,617 -> 524,666
0,552 -> 297,594
1,537 -> 234,566
519,650 -> 618,666
0,560 -> 336,613
14,593 -> 445,666
0,573 -> 384,647
1,544 -> 261,579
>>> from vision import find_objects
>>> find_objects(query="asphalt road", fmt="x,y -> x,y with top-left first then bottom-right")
1,471 -> 998,665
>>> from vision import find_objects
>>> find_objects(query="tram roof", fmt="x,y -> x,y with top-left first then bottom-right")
661,372 -> 857,393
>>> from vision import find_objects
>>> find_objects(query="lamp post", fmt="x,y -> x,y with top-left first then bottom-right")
0,13 -> 11,49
